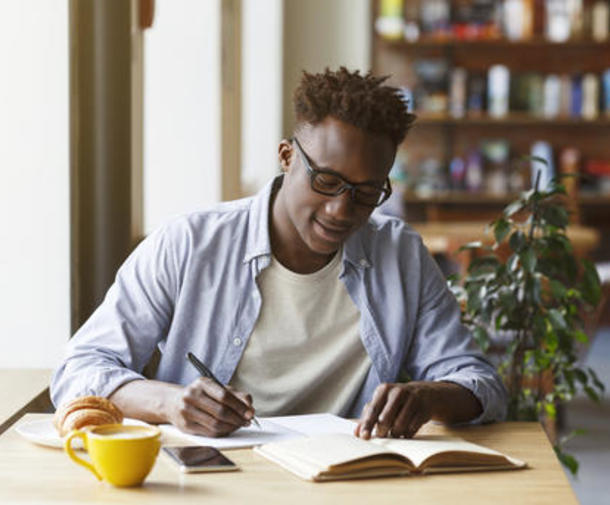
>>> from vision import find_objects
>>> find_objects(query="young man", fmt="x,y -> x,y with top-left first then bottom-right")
51,68 -> 506,439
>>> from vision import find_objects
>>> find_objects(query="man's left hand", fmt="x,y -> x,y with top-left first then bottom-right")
354,381 -> 482,439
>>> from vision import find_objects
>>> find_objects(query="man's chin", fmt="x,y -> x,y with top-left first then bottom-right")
311,219 -> 350,249
307,235 -> 343,257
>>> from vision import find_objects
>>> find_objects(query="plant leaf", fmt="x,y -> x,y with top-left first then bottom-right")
549,279 -> 567,300
580,259 -> 602,306
554,446 -> 579,475
458,241 -> 484,253
473,326 -> 490,352
542,205 -> 569,228
521,247 -> 537,273
509,231 -> 526,252
574,330 -> 589,344
503,200 -> 525,218
494,218 -> 511,244
548,308 -> 567,330
584,385 -> 600,403
588,368 -> 606,392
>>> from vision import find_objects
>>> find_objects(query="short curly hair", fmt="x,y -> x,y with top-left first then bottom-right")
293,67 -> 416,147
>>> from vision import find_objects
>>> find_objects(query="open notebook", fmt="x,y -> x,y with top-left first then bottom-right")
255,433 -> 527,482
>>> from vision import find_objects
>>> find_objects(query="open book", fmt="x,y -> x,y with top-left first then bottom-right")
254,433 -> 527,482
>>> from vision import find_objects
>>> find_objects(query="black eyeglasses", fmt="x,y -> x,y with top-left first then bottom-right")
291,137 -> 392,208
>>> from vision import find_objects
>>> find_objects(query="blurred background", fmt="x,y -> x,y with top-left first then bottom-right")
0,1 -> 609,500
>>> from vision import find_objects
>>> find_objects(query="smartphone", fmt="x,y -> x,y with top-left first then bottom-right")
162,446 -> 240,473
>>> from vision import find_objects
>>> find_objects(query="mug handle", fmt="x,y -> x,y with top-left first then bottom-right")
64,430 -> 102,481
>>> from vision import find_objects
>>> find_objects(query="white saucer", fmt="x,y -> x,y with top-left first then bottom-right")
15,418 -> 150,449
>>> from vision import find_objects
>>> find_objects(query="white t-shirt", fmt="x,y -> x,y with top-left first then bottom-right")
229,250 -> 372,416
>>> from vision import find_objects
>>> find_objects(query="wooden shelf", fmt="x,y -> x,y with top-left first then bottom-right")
579,193 -> 610,205
404,191 -> 610,205
414,114 -> 610,127
379,36 -> 610,50
404,191 -> 516,204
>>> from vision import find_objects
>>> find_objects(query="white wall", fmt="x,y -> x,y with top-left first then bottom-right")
283,0 -> 371,134
0,1 -> 70,368
241,0 -> 283,194
143,0 -> 221,233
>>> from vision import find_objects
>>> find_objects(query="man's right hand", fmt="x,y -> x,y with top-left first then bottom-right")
109,378 -> 255,437
166,377 -> 255,437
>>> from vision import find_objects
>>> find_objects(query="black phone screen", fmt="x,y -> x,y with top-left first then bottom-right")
163,446 -> 239,473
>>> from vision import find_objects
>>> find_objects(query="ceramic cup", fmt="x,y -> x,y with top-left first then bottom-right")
64,424 -> 161,487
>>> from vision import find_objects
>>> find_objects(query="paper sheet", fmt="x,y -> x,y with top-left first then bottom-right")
159,413 -> 357,450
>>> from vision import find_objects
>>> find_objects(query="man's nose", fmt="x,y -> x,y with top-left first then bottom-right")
324,189 -> 354,219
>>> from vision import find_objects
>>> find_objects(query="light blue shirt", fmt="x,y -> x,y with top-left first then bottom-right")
51,177 -> 507,422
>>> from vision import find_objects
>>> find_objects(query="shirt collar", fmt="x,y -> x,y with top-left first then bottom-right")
243,176 -> 278,264
243,174 -> 372,270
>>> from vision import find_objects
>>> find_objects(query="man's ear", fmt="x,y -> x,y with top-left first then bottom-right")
278,139 -> 294,173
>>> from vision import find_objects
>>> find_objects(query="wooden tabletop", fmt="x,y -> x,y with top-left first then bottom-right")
0,369 -> 52,433
1,414 -> 578,504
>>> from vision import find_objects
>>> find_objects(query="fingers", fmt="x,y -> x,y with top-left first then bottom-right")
391,394 -> 426,438
177,403 -> 242,437
376,387 -> 406,437
226,386 -> 253,409
355,384 -> 390,439
175,378 -> 255,437
356,382 -> 433,440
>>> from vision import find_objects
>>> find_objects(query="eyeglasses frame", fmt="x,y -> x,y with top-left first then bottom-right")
291,136 -> 392,208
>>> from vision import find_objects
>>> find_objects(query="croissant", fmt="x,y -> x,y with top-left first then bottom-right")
53,396 -> 124,436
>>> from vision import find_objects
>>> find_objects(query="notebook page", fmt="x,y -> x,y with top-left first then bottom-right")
159,417 -> 301,449
260,434 -> 395,469
267,413 -> 357,436
371,436 -> 509,469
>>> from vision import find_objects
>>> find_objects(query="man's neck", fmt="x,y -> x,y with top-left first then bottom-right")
269,188 -> 336,274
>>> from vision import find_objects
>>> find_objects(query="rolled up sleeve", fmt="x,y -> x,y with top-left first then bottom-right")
50,226 -> 179,407
404,245 -> 507,424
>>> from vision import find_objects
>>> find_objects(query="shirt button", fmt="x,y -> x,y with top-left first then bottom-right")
360,258 -> 368,267
233,337 -> 242,346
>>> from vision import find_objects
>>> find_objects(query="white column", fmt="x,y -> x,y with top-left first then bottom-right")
0,0 -> 70,367
143,0 -> 221,233
241,0 -> 284,194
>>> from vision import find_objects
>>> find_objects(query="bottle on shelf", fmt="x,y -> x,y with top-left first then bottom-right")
570,75 -> 583,118
602,69 -> 610,117
465,150 -> 485,191
488,64 -> 510,117
375,0 -> 405,40
449,67 -> 467,118
591,0 -> 609,41
531,140 -> 555,190
582,73 -> 600,119
543,74 -> 561,118
545,0 -> 572,42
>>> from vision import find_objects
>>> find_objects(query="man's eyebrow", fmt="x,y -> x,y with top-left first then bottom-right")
297,139 -> 386,187
313,164 -> 386,187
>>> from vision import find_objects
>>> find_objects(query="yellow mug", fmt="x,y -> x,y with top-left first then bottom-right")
64,424 -> 161,487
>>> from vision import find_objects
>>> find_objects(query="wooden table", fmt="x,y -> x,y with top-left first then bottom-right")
1,414 -> 578,504
0,369 -> 52,433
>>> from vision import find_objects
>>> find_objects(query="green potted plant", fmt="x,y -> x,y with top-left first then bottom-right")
449,168 -> 605,474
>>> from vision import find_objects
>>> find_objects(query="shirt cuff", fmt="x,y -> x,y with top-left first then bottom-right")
436,373 -> 507,425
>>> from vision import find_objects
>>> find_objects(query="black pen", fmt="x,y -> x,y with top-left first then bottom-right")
186,352 -> 261,429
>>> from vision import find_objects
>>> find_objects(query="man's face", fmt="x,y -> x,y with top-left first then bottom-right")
276,117 -> 396,260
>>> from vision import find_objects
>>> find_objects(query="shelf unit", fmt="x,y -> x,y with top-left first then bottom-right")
371,0 -> 610,259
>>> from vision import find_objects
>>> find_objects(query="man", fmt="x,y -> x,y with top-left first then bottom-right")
51,68 -> 506,439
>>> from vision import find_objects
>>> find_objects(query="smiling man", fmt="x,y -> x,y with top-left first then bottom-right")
51,68 -> 507,439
